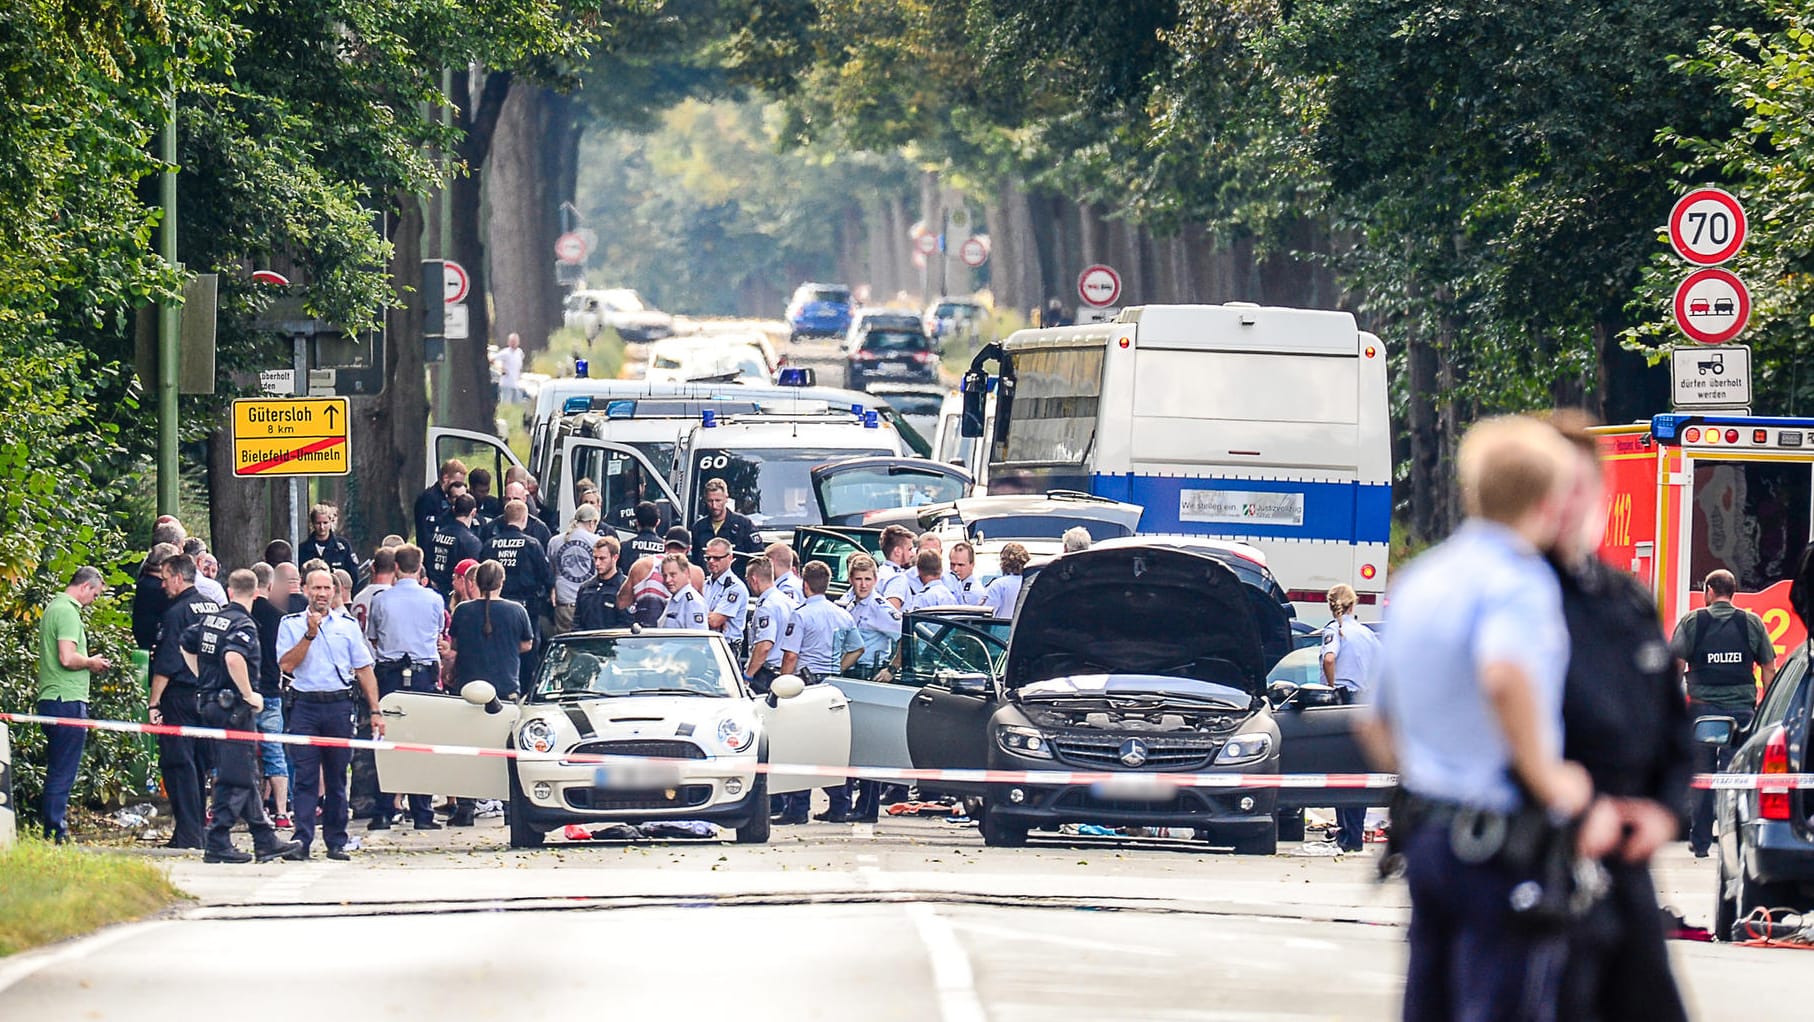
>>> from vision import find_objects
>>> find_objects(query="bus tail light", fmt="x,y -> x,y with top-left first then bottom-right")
1761,726 -> 1792,821
1684,427 -> 1702,443
1360,563 -> 1378,581
1118,337 -> 1131,349
1726,429 -> 1741,444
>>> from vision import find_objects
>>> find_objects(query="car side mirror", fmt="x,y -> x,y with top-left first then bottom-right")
1296,682 -> 1341,708
1693,714 -> 1737,747
960,371 -> 986,438
1267,680 -> 1301,710
460,680 -> 503,715
767,674 -> 806,708
943,671 -> 991,698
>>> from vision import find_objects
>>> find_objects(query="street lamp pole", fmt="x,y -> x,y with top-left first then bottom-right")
157,84 -> 180,516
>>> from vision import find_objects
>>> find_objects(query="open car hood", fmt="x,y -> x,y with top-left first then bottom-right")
1003,546 -> 1284,696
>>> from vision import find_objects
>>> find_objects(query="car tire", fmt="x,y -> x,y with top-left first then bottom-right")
735,773 -> 771,845
506,763 -> 545,850
979,804 -> 1028,847
1732,853 -> 1798,939
1230,821 -> 1279,856
1277,808 -> 1306,843
1714,854 -> 1739,941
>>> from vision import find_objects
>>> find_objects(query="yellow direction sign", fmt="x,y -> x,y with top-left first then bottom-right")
230,397 -> 350,477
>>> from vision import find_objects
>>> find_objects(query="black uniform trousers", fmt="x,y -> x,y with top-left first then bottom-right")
289,695 -> 355,853
1559,860 -> 1688,1022
199,701 -> 285,855
1687,697 -> 1755,854
1401,821 -> 1568,1022
372,660 -> 441,826
157,683 -> 207,848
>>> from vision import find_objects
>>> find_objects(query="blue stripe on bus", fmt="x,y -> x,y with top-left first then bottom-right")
1090,474 -> 1392,545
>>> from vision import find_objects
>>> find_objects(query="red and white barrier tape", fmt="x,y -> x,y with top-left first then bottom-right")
0,711 -> 1804,791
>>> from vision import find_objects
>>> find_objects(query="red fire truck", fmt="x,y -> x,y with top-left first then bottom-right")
1594,414 -> 1811,662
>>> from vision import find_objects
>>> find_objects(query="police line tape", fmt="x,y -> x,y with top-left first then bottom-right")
1,711 -> 1809,792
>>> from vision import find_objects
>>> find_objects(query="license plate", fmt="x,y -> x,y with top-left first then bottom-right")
876,363 -> 906,375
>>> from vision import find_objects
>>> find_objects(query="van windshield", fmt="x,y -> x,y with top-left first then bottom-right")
690,447 -> 892,529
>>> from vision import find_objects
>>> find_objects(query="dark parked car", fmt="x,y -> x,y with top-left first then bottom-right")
846,314 -> 939,391
787,282 -> 854,342
1703,644 -> 1814,939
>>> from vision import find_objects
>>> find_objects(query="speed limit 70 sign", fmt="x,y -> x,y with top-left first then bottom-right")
1669,188 -> 1747,266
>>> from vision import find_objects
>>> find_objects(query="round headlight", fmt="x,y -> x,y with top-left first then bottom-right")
717,716 -> 754,752
520,718 -> 558,754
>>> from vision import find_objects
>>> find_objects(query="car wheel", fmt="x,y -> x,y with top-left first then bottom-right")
735,773 -> 770,845
1732,852 -> 1798,939
1277,808 -> 1306,843
506,763 -> 545,850
789,332 -> 802,344
1230,821 -> 1279,856
1714,853 -> 1739,941
979,804 -> 1028,847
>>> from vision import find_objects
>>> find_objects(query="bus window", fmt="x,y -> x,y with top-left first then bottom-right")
1688,460 -> 1811,594
998,348 -> 1104,465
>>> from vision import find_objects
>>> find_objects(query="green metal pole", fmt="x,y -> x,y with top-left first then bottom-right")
435,65 -> 454,427
157,85 -> 180,516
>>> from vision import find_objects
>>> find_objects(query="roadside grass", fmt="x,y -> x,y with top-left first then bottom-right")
0,838 -> 184,957
533,326 -> 626,382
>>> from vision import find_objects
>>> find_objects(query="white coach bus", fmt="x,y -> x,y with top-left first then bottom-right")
959,303 -> 1391,620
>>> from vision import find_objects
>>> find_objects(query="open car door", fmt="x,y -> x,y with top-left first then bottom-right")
792,525 -> 884,601
902,614 -> 1008,795
559,437 -> 681,538
1273,696 -> 1383,809
374,690 -> 521,801
755,684 -> 851,793
426,428 -> 524,489
810,457 -> 973,527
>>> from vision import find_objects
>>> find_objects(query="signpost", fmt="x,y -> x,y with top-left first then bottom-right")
1670,345 -> 1751,410
1672,267 -> 1750,345
1077,264 -> 1122,308
444,303 -> 469,341
914,232 -> 940,257
1669,187 -> 1748,266
959,236 -> 990,268
230,397 -> 351,477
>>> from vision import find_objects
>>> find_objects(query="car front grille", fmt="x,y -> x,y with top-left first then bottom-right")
565,785 -> 714,811
568,739 -> 705,761
1048,733 -> 1221,770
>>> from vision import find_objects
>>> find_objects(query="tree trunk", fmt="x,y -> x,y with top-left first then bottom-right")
489,83 -> 578,357
207,431 -> 283,570
445,67 -> 512,433
348,194 -> 430,545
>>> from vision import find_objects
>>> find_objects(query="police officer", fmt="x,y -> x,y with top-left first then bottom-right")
889,549 -> 958,612
624,502 -> 667,562
875,526 -> 915,591
702,538 -> 750,658
415,458 -> 466,545
690,477 -> 762,568
979,542 -> 1029,619
483,481 -> 553,548
483,498 -> 554,683
778,561 -> 864,823
574,535 -> 632,631
1319,583 -> 1381,853
1547,413 -> 1693,1021
1369,416 -> 1621,1022
1671,568 -> 1775,858
182,570 -> 304,864
743,559 -> 794,692
948,541 -> 985,605
365,545 -> 447,831
277,568 -> 384,860
659,553 -> 709,629
148,553 -> 221,849
297,502 -> 360,583
839,554 -> 901,679
766,542 -> 805,604
427,493 -> 482,597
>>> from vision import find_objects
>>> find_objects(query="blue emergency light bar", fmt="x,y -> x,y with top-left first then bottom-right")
574,359 -> 589,378
864,410 -> 880,428
777,367 -> 816,388
562,396 -> 591,415
701,409 -> 718,428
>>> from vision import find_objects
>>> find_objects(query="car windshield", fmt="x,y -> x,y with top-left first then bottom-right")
966,515 -> 1133,543
817,465 -> 970,521
602,290 -> 646,312
807,287 -> 850,304
532,635 -> 738,700
861,330 -> 929,353
691,447 -> 894,528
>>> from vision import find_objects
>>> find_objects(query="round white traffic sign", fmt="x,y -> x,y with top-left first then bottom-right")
959,236 -> 990,268
1673,268 -> 1750,344
554,232 -> 587,264
1077,264 -> 1122,308
442,260 -> 470,304
1669,188 -> 1747,266
915,232 -> 940,256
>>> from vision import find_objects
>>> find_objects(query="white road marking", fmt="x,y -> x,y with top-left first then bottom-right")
0,920 -> 167,997
905,903 -> 988,1022
857,853 -> 879,864
950,919 -> 1179,958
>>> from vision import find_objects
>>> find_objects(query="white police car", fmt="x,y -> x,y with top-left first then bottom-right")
374,628 -> 851,847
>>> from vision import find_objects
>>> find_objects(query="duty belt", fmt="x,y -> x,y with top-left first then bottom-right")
291,688 -> 354,703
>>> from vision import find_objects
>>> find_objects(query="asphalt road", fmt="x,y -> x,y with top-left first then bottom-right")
3,813 -> 1808,1020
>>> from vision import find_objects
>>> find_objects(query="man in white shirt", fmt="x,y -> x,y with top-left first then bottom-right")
493,331 -> 526,402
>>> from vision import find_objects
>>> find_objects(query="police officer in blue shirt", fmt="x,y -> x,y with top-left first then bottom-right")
365,544 -> 447,831
702,538 -> 751,658
183,569 -> 304,864
948,542 -> 985,605
659,554 -> 709,629
766,543 -> 805,605
742,559 -> 794,692
277,568 -> 384,860
839,553 -> 902,678
892,549 -> 959,612
779,561 -> 865,823
1369,417 -> 1620,1022
875,525 -> 916,594
1319,583 -> 1381,853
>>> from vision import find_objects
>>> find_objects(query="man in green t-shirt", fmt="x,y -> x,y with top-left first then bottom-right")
36,566 -> 111,843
